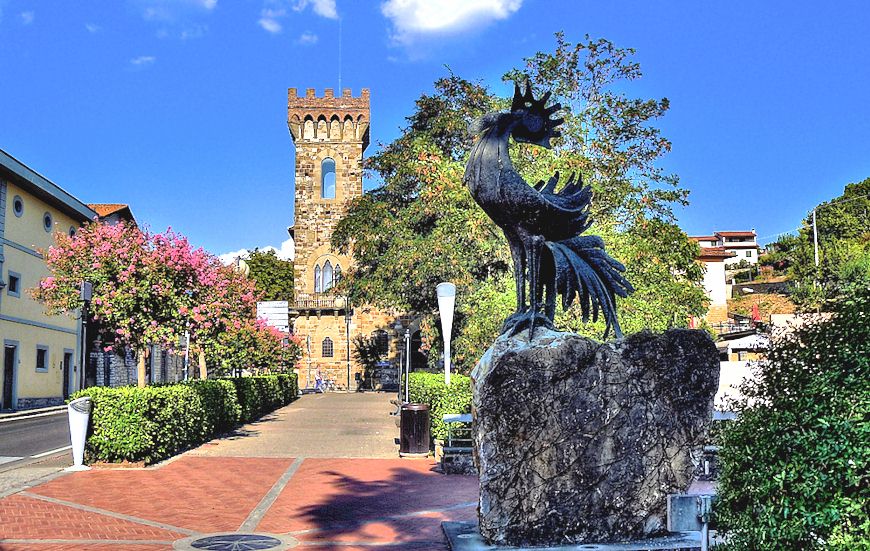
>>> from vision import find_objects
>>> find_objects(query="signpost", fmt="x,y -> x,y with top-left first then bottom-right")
436,282 -> 456,386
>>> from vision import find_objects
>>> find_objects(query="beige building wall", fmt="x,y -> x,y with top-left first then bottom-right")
1,179 -> 85,409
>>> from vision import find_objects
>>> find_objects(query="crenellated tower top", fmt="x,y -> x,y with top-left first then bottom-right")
287,87 -> 370,150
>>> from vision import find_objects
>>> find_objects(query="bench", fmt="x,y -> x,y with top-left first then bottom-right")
440,413 -> 473,473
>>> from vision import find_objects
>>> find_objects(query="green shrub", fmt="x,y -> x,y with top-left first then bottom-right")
73,385 -> 206,464
185,379 -> 240,434
408,372 -> 472,440
73,373 -> 298,464
716,285 -> 870,550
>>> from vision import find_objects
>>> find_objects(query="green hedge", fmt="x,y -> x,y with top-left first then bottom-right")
72,373 -> 298,465
408,372 -> 472,441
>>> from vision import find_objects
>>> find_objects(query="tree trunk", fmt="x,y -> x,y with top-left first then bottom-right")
137,350 -> 147,388
198,350 -> 208,380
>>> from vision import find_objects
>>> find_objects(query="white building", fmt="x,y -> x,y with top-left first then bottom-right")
691,230 -> 760,267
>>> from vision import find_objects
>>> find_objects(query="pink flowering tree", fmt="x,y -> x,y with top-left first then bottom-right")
35,221 -> 299,384
34,222 -> 187,386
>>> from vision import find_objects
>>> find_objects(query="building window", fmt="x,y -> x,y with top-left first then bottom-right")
334,264 -> 342,284
322,337 -> 334,358
374,330 -> 389,356
314,265 -> 322,293
323,261 -> 334,292
12,195 -> 23,217
746,250 -> 752,257
69,226 -> 76,237
321,157 -> 336,199
36,345 -> 49,373
7,271 -> 21,297
43,212 -> 53,232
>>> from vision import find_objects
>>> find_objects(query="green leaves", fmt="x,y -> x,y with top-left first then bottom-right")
716,286 -> 870,549
245,248 -> 295,301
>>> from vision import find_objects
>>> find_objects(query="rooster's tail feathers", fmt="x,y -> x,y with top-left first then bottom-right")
545,235 -> 634,338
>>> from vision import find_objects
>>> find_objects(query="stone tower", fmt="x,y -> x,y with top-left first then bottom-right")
287,87 -> 370,293
288,88 -> 401,391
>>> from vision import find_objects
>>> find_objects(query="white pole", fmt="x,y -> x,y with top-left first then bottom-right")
812,208 -> 820,268
436,282 -> 456,386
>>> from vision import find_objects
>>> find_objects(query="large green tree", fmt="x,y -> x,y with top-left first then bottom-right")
333,34 -> 706,371
245,248 -> 295,302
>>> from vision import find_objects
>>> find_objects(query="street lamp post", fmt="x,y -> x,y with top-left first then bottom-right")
344,297 -> 352,393
404,327 -> 411,403
79,281 -> 93,391
436,282 -> 456,386
392,320 -> 403,403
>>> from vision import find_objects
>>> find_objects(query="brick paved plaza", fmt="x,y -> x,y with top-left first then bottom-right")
0,393 -> 478,550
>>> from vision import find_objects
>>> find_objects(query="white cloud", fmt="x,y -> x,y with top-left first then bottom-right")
130,55 -> 156,66
180,23 -> 207,39
198,0 -> 217,9
296,31 -> 318,45
292,0 -> 337,19
258,12 -> 283,33
20,10 -> 34,25
381,0 -> 521,42
218,237 -> 295,265
85,22 -> 101,33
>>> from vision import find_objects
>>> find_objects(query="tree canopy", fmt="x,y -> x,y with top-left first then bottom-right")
763,178 -> 870,308
245,248 -> 295,302
333,34 -> 707,371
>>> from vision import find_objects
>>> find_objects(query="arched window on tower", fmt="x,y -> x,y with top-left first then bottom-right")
323,261 -> 334,292
321,157 -> 336,199
322,337 -> 334,358
334,264 -> 342,285
303,117 -> 315,139
314,264 -> 322,293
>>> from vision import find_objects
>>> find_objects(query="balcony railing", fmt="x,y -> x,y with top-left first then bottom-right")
292,293 -> 347,311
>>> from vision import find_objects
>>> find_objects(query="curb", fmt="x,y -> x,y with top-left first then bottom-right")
0,405 -> 66,423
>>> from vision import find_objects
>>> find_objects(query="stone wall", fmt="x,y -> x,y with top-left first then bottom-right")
293,306 -> 403,390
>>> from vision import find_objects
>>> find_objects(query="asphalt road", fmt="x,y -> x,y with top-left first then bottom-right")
0,411 -> 71,469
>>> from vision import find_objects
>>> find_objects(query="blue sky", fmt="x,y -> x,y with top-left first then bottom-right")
1,0 -> 868,260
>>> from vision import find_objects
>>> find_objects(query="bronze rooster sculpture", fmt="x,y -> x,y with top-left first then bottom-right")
464,81 -> 634,339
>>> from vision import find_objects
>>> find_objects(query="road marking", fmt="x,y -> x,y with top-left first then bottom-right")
0,456 -> 23,466
239,456 -> 305,532
31,446 -> 71,458
0,410 -> 66,424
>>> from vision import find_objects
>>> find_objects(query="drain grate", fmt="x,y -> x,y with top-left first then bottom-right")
174,533 -> 297,551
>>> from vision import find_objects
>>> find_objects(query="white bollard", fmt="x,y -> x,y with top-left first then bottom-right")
66,396 -> 92,471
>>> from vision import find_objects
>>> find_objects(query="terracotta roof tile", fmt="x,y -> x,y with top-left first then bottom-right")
87,203 -> 129,217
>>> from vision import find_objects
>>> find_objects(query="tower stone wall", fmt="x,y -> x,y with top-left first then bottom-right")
288,88 -> 408,391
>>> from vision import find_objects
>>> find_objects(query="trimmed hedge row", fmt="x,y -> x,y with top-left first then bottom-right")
72,374 -> 298,465
408,372 -> 472,441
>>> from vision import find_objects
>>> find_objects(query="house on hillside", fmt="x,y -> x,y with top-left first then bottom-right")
691,230 -> 760,267
0,149 -> 96,410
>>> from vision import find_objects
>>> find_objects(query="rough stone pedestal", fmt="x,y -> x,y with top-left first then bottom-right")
472,329 -> 719,547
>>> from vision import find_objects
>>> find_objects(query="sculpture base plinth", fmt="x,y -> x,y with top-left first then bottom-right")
472,329 -> 720,547
442,522 -> 703,551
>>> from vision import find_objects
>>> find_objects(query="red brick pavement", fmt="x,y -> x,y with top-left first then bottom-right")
29,457 -> 294,534
0,456 -> 479,550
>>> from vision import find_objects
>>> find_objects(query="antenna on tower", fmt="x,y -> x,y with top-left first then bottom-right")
338,16 -> 342,93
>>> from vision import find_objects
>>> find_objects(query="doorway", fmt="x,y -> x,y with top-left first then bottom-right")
3,344 -> 16,410
62,351 -> 73,399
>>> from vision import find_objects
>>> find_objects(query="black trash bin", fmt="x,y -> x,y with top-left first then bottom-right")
399,403 -> 430,458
